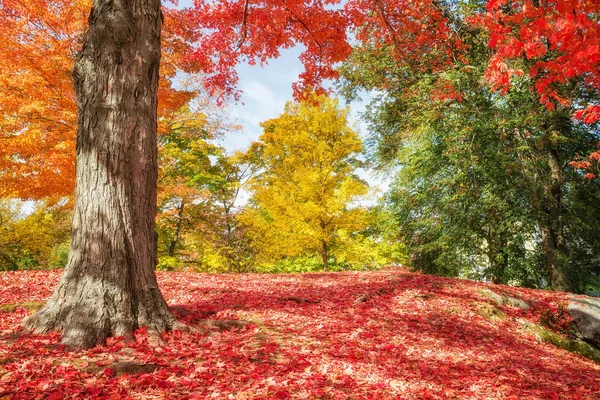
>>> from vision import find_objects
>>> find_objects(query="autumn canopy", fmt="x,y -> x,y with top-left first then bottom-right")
2,0 -> 599,198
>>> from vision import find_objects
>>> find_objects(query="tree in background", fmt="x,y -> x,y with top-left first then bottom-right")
241,95 -> 375,271
156,105 -> 225,267
199,152 -> 258,273
0,201 -> 70,271
157,124 -> 257,273
338,1 -> 600,292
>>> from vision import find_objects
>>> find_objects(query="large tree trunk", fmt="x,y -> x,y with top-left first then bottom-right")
23,0 -> 178,348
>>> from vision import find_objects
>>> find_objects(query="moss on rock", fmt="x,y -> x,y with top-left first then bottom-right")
518,319 -> 600,363
473,301 -> 507,320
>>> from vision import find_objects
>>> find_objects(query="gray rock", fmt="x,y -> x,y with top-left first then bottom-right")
481,289 -> 504,306
569,295 -> 600,348
504,295 -> 530,310
517,318 -> 600,363
480,289 -> 530,310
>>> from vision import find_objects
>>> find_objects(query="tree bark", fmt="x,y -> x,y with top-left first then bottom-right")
23,0 -> 178,348
168,201 -> 185,257
539,148 -> 571,291
487,235 -> 508,285
321,239 -> 329,272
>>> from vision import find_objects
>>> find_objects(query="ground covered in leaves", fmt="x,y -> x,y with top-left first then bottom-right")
0,269 -> 599,399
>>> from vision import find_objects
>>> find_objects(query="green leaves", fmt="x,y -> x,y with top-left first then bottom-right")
339,11 -> 600,291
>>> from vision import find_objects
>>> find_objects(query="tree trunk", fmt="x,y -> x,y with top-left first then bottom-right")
487,236 -> 508,285
23,0 -> 178,348
539,148 -> 571,291
321,240 -> 329,272
539,221 -> 570,291
168,201 -> 185,257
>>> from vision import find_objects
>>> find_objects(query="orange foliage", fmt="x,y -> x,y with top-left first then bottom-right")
0,0 -> 195,200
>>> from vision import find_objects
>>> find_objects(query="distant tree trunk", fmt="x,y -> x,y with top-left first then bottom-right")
487,236 -> 508,285
23,0 -> 178,348
539,148 -> 571,291
321,240 -> 329,272
168,201 -> 185,257
319,219 -> 329,272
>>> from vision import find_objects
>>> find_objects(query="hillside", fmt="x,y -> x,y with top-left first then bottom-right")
0,269 -> 599,399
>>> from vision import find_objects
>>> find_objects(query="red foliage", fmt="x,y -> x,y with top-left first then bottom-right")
473,0 -> 600,106
1,269 -> 599,399
183,0 -> 465,101
472,0 -> 600,173
537,300 -> 577,338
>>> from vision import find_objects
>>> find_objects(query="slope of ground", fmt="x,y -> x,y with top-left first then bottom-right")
0,268 -> 599,399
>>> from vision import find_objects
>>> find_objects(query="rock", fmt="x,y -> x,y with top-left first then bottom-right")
568,295 -> 600,348
481,289 -> 504,306
504,295 -> 530,310
480,289 -> 529,310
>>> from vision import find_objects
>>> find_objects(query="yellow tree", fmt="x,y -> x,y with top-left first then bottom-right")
242,95 -> 369,271
0,200 -> 70,271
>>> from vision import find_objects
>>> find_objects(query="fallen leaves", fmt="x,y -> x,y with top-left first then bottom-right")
0,268 -> 599,399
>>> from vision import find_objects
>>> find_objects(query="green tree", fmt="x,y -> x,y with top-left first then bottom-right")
339,7 -> 600,291
155,103 -> 257,273
0,201 -> 70,271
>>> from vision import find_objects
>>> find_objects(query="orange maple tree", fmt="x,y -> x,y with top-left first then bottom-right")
0,0 -> 195,200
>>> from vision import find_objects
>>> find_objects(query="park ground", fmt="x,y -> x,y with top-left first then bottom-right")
0,268 -> 599,399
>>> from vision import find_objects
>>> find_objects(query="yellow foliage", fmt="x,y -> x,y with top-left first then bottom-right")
240,95 -> 372,270
0,201 -> 70,270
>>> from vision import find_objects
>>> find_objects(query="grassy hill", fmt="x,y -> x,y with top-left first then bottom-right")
0,268 -> 599,399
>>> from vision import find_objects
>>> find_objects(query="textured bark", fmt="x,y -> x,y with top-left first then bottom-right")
23,0 -> 178,348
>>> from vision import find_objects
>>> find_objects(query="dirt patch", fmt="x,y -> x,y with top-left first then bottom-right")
0,302 -> 44,313
200,319 -> 251,331
281,296 -> 319,304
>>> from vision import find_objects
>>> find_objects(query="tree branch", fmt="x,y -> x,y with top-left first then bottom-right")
234,0 -> 250,51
